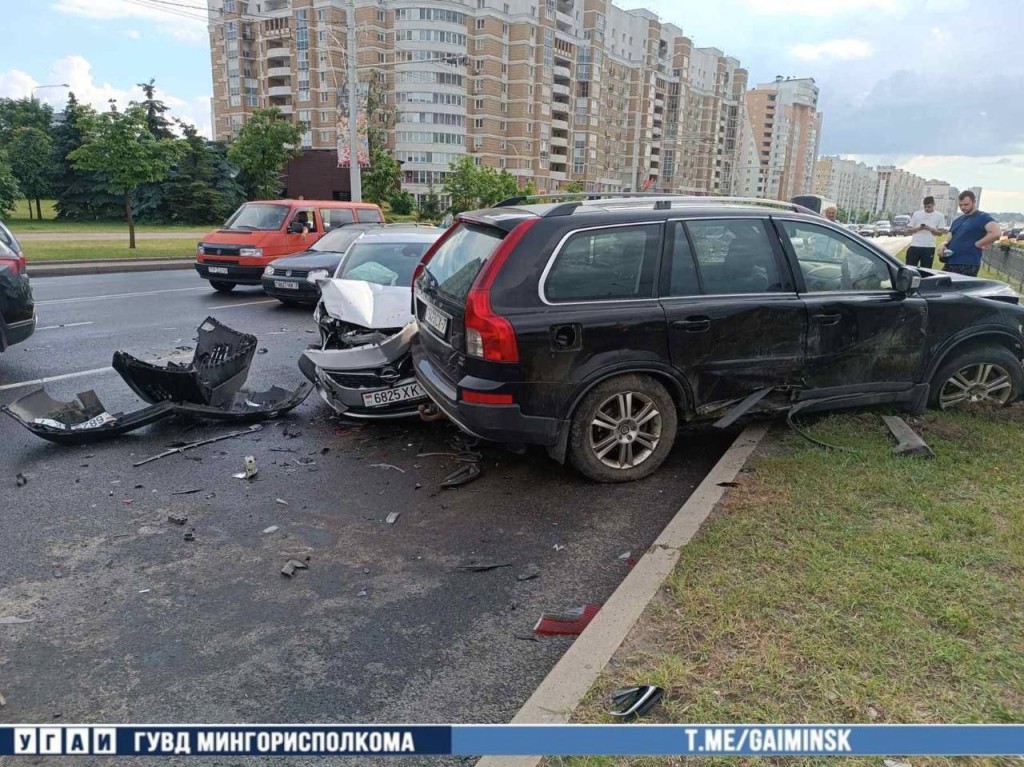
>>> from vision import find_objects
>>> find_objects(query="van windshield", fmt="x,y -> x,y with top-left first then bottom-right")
223,203 -> 290,231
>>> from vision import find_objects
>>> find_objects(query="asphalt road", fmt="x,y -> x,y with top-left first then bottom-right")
0,271 -> 734,763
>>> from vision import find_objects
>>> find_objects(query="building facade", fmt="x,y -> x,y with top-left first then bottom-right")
922,179 -> 959,222
206,0 -> 751,201
813,156 -> 877,216
740,77 -> 822,202
874,165 -> 926,217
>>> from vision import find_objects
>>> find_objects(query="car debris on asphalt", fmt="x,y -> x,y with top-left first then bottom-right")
533,605 -> 601,636
371,463 -> 405,473
386,512 -> 401,525
133,424 -> 263,467
183,530 -> 196,542
609,685 -> 664,718
0,616 -> 35,625
232,455 -> 258,480
457,561 -> 512,572
440,463 -> 481,488
167,514 -> 188,526
170,488 -> 203,496
275,498 -> 289,506
516,564 -> 541,581
280,559 -> 308,577
262,526 -> 279,535
15,473 -> 27,487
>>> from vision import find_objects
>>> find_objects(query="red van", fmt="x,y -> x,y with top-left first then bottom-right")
194,199 -> 385,292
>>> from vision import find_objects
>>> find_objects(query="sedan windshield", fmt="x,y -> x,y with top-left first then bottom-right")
337,241 -> 434,286
223,203 -> 289,231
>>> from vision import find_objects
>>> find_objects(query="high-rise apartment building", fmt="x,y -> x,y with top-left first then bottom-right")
874,165 -> 926,217
206,0 -> 750,202
813,156 -> 877,215
968,186 -> 982,206
738,77 -> 822,201
923,179 -> 959,221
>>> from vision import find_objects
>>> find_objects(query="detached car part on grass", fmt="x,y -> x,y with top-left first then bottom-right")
299,279 -> 427,419
3,317 -> 311,444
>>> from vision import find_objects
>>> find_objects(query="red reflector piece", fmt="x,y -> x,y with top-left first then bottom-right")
533,604 -> 602,636
461,390 -> 514,405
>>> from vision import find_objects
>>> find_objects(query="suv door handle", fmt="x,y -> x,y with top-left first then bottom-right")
812,312 -> 842,326
672,316 -> 711,332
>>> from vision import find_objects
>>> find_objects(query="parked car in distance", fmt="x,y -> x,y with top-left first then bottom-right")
299,227 -> 443,419
194,199 -> 385,293
0,224 -> 35,353
261,223 -> 385,306
411,193 -> 1024,483
860,224 -> 878,237
874,220 -> 893,237
892,214 -> 911,235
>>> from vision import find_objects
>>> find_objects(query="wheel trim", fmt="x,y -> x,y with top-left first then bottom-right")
588,391 -> 662,470
938,362 -> 1013,409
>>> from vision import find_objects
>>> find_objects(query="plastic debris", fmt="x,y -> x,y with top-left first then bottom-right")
357,588 -> 369,597
617,551 -> 632,560
281,559 -> 308,577
244,456 -> 257,478
52,565 -> 63,579
371,463 -> 405,473
515,634 -> 540,642
553,544 -> 566,552
533,605 -> 601,636
15,473 -> 27,487
139,589 -> 151,594
275,498 -> 289,506
458,561 -> 512,572
516,565 -> 541,581
0,616 -> 35,625
133,424 -> 262,467
884,760 -> 912,767
170,488 -> 203,496
262,526 -> 279,535
386,512 -> 401,525
293,458 -> 316,467
609,686 -> 664,718
183,530 -> 196,542
167,514 -> 188,526
440,463 -> 482,488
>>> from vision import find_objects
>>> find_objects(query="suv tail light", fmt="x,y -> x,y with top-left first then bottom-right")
464,218 -> 538,363
0,255 -> 22,276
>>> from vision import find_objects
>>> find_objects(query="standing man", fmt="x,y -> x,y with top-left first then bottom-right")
943,190 -> 1000,277
906,196 -> 946,269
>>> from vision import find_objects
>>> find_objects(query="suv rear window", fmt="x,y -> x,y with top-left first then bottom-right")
424,224 -> 503,302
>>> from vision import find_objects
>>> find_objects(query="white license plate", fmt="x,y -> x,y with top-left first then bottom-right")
208,266 -> 229,274
274,280 -> 299,290
423,302 -> 450,336
362,382 -> 425,408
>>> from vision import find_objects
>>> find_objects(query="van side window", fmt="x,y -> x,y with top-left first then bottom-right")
321,208 -> 354,230
544,224 -> 661,302
291,209 -> 317,232
684,219 -> 783,294
357,208 -> 385,223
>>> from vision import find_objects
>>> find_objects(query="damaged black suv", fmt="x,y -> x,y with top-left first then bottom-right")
412,194 -> 1024,482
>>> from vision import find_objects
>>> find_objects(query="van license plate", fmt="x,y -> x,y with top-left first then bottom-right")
208,266 -> 229,274
423,302 -> 449,336
362,382 -> 425,408
274,280 -> 299,290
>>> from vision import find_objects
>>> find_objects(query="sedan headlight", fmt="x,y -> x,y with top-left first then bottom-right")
313,302 -> 323,323
239,247 -> 263,257
307,269 -> 330,284
263,265 -> 275,276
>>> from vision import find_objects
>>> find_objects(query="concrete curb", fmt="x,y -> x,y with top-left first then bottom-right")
27,260 -> 194,278
476,423 -> 770,767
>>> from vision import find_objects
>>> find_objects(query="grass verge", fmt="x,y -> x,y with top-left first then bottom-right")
6,199 -> 209,234
25,239 -> 196,262
548,406 -> 1024,767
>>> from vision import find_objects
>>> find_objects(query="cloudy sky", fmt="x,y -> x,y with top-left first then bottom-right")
2,0 -> 1021,211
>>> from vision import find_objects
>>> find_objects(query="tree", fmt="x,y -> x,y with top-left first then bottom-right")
69,104 -> 181,248
7,127 -> 53,220
136,79 -> 175,140
0,98 -> 54,138
227,108 -> 302,200
561,180 -> 584,193
362,148 -> 402,205
388,190 -> 414,215
418,186 -> 441,221
0,149 -> 20,215
51,93 -> 121,220
443,156 -> 483,214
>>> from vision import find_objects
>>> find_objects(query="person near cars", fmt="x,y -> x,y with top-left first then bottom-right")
943,190 -> 1000,277
906,196 -> 946,269
824,206 -> 838,222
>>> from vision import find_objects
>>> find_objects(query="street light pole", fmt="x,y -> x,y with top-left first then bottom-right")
346,0 -> 362,202
31,83 -> 69,101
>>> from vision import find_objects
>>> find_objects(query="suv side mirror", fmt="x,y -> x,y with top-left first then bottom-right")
895,266 -> 921,294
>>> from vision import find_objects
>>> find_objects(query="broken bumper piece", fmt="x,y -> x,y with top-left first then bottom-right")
171,383 -> 313,422
113,316 -> 257,406
2,389 -> 174,445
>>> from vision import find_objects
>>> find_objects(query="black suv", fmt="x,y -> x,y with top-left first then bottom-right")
0,221 -> 35,353
411,195 -> 1024,482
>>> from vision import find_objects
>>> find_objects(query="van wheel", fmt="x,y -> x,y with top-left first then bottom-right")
210,281 -> 236,293
928,345 -> 1023,410
568,374 -> 678,483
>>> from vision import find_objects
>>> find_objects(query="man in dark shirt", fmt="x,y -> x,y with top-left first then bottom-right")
943,190 -> 1000,277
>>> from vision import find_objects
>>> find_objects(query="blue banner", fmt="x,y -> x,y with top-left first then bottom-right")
2,725 -> 1023,756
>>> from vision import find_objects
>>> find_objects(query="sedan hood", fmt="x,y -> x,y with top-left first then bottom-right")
267,249 -> 344,271
303,322 -> 416,371
318,278 -> 413,329
918,268 -> 1020,303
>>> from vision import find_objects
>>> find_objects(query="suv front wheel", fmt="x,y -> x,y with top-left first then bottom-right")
568,374 -> 679,483
928,345 -> 1023,410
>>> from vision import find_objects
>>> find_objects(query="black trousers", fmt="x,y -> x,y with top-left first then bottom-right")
944,262 -> 981,277
905,246 -> 935,268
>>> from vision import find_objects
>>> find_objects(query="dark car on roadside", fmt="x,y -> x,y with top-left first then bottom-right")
0,220 -> 35,352
411,194 -> 1024,483
261,223 -> 385,306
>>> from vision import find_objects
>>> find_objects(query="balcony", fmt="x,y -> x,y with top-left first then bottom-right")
551,118 -> 569,131
274,104 -> 293,115
549,169 -> 567,180
554,64 -> 571,80
267,66 -> 291,78
552,83 -> 570,97
551,100 -> 570,114
267,46 -> 290,58
268,85 -> 293,97
655,98 -> 664,108
551,135 -> 568,148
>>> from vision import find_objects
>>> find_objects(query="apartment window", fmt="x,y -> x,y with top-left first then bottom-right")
225,0 -> 236,10
501,121 -> 507,131
526,122 -> 532,133
475,118 -> 484,129
320,130 -> 332,143
500,140 -> 507,149
503,2 -> 509,12
318,30 -> 326,43
502,22 -> 509,35
318,51 -> 328,63
299,90 -> 310,101
319,91 -> 330,103
475,98 -> 484,109
319,110 -> 331,122
478,0 -> 485,7
298,109 -> 312,124
379,53 -> 387,63
474,136 -> 484,148
499,158 -> 506,168
378,32 -> 386,42
378,9 -> 386,21
475,39 -> 484,51
476,18 -> 485,29
527,103 -> 534,114
317,9 -> 325,21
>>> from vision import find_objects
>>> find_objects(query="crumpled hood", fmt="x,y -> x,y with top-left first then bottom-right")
318,278 -> 413,329
302,322 -> 417,371
918,268 -> 1021,303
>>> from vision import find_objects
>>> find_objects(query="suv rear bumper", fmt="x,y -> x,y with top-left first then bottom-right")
0,314 -> 36,352
412,342 -> 561,446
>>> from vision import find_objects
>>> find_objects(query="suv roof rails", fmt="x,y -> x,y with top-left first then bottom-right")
494,192 -> 814,218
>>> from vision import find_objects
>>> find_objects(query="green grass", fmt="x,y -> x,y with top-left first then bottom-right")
25,239 -> 196,262
5,199 -> 208,234
548,406 -> 1024,767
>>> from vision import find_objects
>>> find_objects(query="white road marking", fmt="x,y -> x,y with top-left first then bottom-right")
209,299 -> 278,310
36,321 -> 95,331
35,286 -> 208,306
0,366 -> 113,392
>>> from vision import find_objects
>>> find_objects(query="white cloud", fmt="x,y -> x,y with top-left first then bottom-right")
53,0 -> 207,44
124,29 -> 142,39
790,39 -> 874,61
746,0 -> 897,16
0,69 -> 38,100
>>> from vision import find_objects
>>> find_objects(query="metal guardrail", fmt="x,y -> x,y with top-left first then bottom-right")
983,244 -> 1024,286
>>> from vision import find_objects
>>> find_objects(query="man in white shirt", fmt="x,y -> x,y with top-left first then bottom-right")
906,196 -> 947,269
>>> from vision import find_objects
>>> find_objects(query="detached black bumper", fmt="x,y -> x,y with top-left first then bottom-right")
411,343 -> 560,446
194,262 -> 264,285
